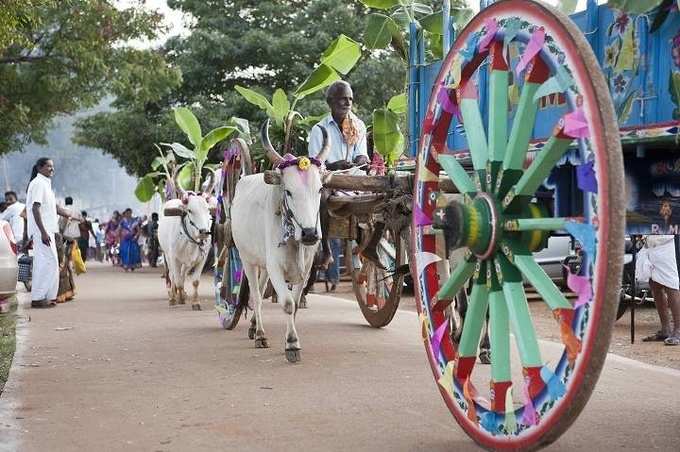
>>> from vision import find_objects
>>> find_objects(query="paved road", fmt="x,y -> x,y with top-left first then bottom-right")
1,264 -> 679,451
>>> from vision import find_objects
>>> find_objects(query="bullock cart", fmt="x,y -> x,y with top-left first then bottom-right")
211,0 -> 680,448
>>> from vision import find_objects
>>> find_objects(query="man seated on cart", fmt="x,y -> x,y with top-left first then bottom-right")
309,80 -> 384,282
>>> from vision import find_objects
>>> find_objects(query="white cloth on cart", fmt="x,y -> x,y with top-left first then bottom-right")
646,235 -> 679,290
31,232 -> 59,301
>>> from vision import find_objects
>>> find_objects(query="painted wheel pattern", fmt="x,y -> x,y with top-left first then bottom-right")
410,1 -> 624,449
352,225 -> 406,328
215,139 -> 252,330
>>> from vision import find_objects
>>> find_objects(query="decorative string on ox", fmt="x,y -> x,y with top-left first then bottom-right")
540,366 -> 566,401
515,27 -> 545,76
521,377 -> 539,426
576,160 -> 598,193
369,151 -> 386,176
478,18 -> 498,52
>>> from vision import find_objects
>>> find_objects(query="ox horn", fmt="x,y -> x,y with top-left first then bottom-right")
260,119 -> 283,167
172,164 -> 187,200
315,125 -> 331,163
202,167 -> 217,195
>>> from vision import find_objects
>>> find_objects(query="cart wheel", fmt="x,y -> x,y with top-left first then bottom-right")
215,138 -> 252,329
352,225 -> 406,328
411,1 -> 624,449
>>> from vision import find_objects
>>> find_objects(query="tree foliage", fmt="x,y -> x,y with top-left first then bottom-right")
0,0 -> 181,154
75,0 -> 408,177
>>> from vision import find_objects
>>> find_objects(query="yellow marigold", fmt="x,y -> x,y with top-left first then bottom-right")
298,157 -> 311,171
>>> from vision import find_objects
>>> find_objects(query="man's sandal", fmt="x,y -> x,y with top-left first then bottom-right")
664,335 -> 680,346
642,331 -> 669,342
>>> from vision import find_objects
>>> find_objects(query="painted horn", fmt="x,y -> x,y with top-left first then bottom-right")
172,164 -> 186,199
315,125 -> 331,163
202,167 -> 217,195
260,119 -> 283,167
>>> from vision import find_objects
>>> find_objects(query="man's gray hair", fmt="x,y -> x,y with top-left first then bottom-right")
325,80 -> 352,100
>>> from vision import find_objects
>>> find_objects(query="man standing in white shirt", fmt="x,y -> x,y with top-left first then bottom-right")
25,158 -> 74,308
0,191 -> 25,246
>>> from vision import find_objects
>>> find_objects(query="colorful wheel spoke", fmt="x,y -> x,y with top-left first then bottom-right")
457,272 -> 490,358
511,135 -> 572,197
502,58 -> 550,173
504,217 -> 568,232
496,256 -> 543,367
438,154 -> 477,195
458,85 -> 489,172
488,284 -> 511,383
504,243 -> 572,311
436,253 -> 477,302
488,41 -> 509,163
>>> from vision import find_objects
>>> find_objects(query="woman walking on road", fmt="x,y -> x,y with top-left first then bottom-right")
119,208 -> 141,271
105,210 -> 121,265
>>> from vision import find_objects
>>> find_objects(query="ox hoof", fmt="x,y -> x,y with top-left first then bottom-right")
178,299 -> 186,305
191,304 -> 202,311
285,349 -> 301,363
254,337 -> 269,348
299,297 -> 308,309
169,299 -> 177,307
248,326 -> 256,340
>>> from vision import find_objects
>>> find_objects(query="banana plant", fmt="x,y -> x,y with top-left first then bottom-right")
134,110 -> 251,202
161,107 -> 237,192
235,34 -> 362,154
372,92 -> 407,166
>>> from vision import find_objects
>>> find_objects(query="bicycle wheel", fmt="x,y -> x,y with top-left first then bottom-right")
410,1 -> 624,449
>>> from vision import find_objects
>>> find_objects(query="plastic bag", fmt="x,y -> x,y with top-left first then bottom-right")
71,243 -> 87,275
635,247 -> 651,285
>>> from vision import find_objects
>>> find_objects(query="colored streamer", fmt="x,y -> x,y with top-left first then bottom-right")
478,18 -> 498,52
480,411 -> 498,435
521,378 -> 539,426
430,320 -> 448,358
533,65 -> 574,102
576,161 -> 598,193
562,108 -> 590,139
515,27 -> 545,76
414,206 -> 433,226
437,85 -> 459,116
540,366 -> 566,401
504,387 -> 517,433
564,221 -> 596,259
463,379 -> 478,424
566,267 -> 593,308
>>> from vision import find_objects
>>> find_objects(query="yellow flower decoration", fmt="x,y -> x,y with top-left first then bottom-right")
297,157 -> 311,171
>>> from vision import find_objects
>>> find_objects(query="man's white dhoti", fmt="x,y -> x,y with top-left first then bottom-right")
31,233 -> 59,301
647,236 -> 679,291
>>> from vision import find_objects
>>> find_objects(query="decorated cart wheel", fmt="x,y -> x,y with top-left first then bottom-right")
411,1 -> 624,449
352,224 -> 406,328
215,138 -> 252,330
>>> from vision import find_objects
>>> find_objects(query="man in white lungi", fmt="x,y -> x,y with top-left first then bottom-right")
26,158 -> 74,308
641,235 -> 680,345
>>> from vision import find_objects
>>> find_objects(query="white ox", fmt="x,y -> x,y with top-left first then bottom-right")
158,172 -> 215,310
231,120 -> 330,363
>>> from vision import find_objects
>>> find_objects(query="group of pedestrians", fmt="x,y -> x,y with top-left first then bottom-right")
1,156 -> 162,309
101,209 -> 160,271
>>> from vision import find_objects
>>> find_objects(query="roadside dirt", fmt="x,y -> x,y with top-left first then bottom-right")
317,280 -> 680,370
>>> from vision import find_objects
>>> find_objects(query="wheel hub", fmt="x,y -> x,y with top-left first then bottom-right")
433,192 -> 500,260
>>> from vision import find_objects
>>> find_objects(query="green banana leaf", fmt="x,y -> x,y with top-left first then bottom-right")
372,108 -> 404,166
359,0 -> 400,10
294,64 -> 341,100
173,107 -> 202,147
135,175 -> 156,203
272,89 -> 291,126
235,85 -> 275,117
320,34 -> 362,75
365,13 -> 398,49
